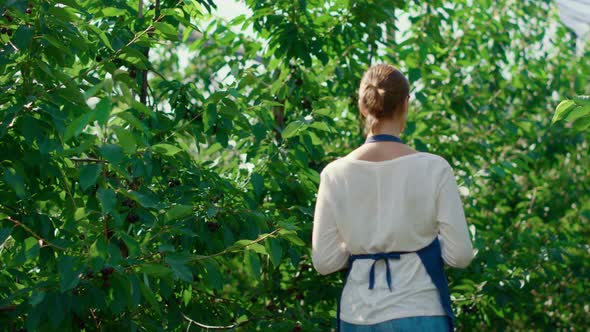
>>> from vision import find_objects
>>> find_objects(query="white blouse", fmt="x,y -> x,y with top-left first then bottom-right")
311,152 -> 474,325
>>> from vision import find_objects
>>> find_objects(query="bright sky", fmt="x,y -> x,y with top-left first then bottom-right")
213,0 -> 251,20
556,0 -> 590,40
212,0 -> 590,43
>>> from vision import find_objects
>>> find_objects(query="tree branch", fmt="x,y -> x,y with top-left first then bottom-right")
181,312 -> 249,330
190,228 -> 281,262
69,157 -> 107,163
5,217 -> 65,251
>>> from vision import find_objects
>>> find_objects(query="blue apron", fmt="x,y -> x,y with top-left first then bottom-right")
335,134 -> 454,331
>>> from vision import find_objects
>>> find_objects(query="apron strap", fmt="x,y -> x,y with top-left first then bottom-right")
336,237 -> 454,331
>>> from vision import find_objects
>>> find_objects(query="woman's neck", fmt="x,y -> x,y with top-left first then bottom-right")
369,120 -> 403,137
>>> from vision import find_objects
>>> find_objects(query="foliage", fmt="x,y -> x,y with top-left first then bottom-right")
0,0 -> 589,331
553,95 -> 590,131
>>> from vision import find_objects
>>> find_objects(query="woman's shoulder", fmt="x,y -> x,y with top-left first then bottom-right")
417,152 -> 453,168
319,151 -> 453,178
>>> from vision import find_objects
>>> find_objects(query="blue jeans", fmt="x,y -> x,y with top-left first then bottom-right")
341,316 -> 450,332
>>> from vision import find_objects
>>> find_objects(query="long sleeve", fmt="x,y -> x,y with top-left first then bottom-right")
312,169 -> 349,275
436,165 -> 474,268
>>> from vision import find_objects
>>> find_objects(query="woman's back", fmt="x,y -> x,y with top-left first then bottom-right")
311,63 -> 474,330
312,151 -> 473,324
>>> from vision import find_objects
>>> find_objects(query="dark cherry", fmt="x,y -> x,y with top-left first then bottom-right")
101,266 -> 114,275
126,213 -> 139,223
122,199 -> 136,207
206,222 -> 220,232
7,29 -> 12,37
0,27 -> 6,34
25,8 -> 32,15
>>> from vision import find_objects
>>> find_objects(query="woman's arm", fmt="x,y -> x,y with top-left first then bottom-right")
311,170 -> 349,275
436,164 -> 474,268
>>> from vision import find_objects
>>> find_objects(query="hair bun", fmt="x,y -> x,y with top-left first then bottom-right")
362,84 -> 384,117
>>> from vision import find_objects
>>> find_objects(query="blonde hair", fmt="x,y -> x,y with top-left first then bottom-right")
358,64 -> 410,134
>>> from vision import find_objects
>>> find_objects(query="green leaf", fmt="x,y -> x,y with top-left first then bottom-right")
97,188 -> 116,213
100,144 -> 124,165
310,122 -> 330,132
164,204 -> 193,221
307,131 -> 322,145
182,286 -> 192,306
113,126 -> 137,153
100,7 -> 127,17
165,255 -> 193,282
266,237 -> 283,268
573,95 -> 590,106
64,110 -> 95,141
244,250 -> 261,279
13,25 -> 34,50
251,173 -> 264,196
0,227 -> 12,246
247,243 -> 267,255
279,229 -> 305,246
88,24 -> 113,50
119,48 -> 149,70
94,98 -> 112,126
282,120 -> 305,138
572,115 -> 590,131
153,22 -> 178,40
409,67 -> 422,81
138,263 -> 173,278
151,143 -> 182,156
58,256 -> 80,292
552,100 -> 576,124
203,103 -> 217,132
79,164 -> 102,191
29,291 -> 46,307
203,260 -> 223,290
129,189 -> 161,209
139,282 -> 161,314
564,105 -> 590,123
24,237 -> 39,261
3,167 -> 26,199
119,232 -> 140,257
277,217 -> 300,231
90,238 -> 108,259
131,101 -> 153,117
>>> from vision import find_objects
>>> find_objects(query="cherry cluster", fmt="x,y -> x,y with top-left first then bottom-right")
206,221 -> 220,232
122,199 -> 139,223
100,266 -> 115,288
1,11 -> 14,37
1,4 -> 34,37
126,212 -> 139,223
168,178 -> 181,187
85,266 -> 115,289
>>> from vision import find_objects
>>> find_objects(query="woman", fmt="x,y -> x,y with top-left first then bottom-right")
311,64 -> 474,332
